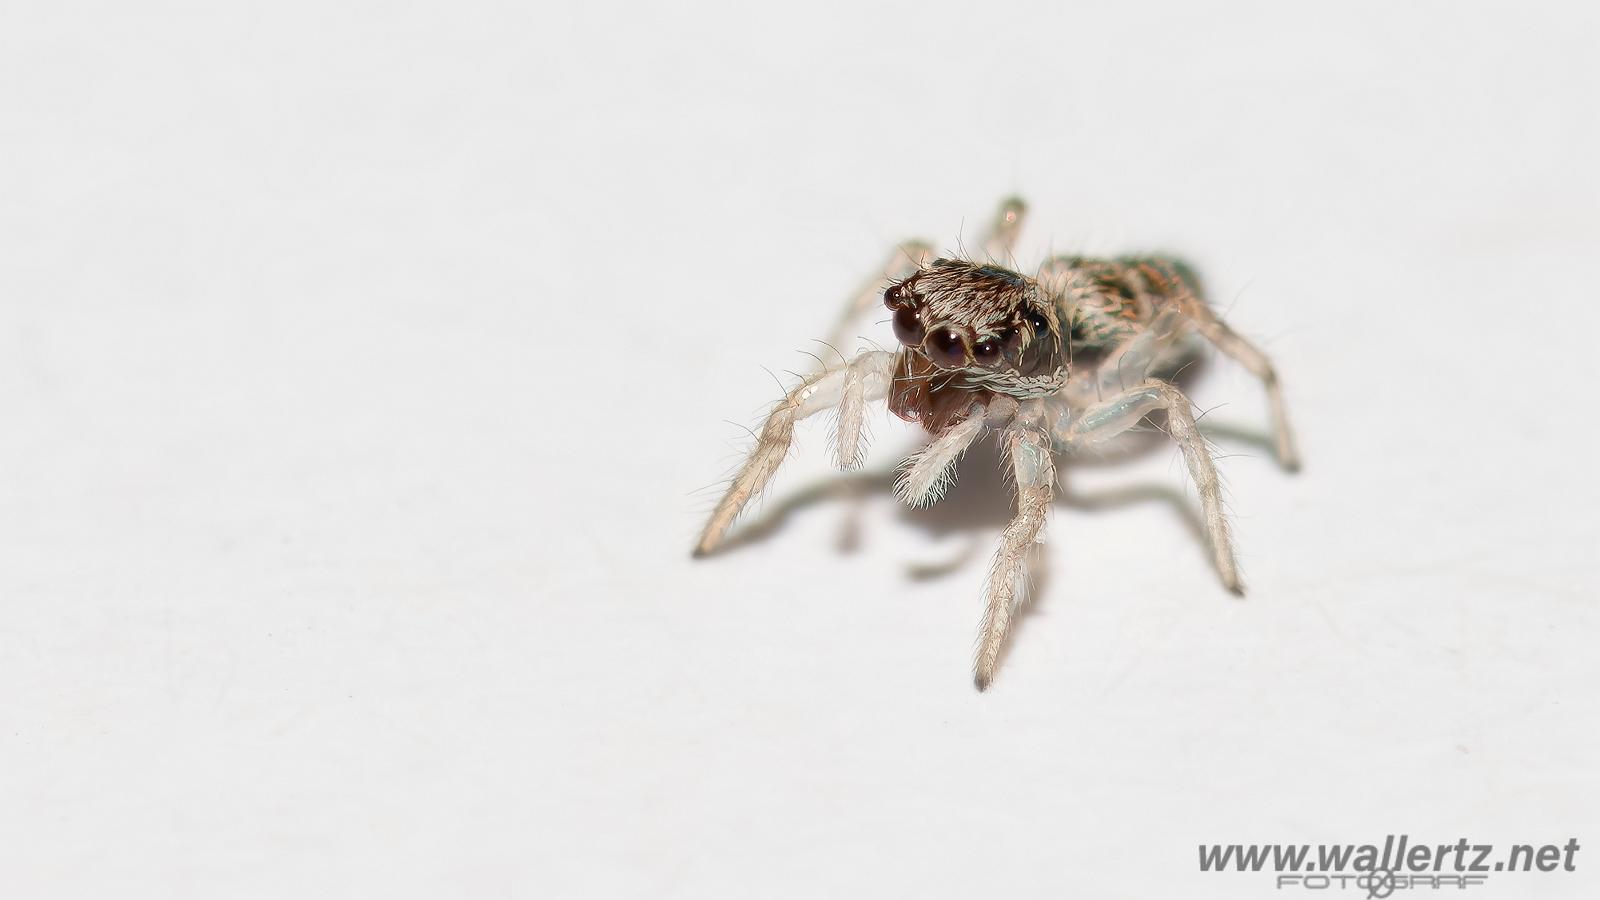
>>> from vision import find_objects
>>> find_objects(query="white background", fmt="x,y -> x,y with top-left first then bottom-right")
2,1 -> 1597,897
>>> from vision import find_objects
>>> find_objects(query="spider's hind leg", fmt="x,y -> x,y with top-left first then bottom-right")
978,196 -> 1028,264
1175,286 -> 1300,471
1055,378 -> 1241,594
693,350 -> 896,557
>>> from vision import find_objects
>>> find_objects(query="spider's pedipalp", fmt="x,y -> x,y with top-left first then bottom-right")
894,409 -> 986,508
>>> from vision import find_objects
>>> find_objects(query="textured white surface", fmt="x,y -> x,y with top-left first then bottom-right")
2,2 -> 1597,897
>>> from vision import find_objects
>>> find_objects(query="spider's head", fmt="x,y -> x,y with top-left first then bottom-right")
884,258 -> 1060,374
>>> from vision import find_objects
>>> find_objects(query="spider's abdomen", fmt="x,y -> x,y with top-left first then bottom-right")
1057,255 -> 1203,352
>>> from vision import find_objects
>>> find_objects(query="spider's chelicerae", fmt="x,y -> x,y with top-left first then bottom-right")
693,198 -> 1299,690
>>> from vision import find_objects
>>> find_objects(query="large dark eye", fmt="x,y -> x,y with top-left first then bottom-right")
892,306 -> 925,347
971,335 -> 1003,369
884,283 -> 909,310
923,326 -> 970,369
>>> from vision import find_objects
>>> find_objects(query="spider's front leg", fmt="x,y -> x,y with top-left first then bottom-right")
973,409 -> 1055,691
693,350 -> 896,557
1055,378 -> 1242,594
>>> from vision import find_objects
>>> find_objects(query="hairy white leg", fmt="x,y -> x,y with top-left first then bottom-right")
974,412 -> 1054,691
1180,298 -> 1300,471
894,411 -> 986,507
1054,379 -> 1241,593
694,351 -> 896,556
979,196 -> 1028,263
814,242 -> 935,372
831,362 -> 870,470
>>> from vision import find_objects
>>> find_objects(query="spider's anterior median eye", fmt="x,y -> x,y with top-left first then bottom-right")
924,326 -> 970,369
892,306 -> 925,347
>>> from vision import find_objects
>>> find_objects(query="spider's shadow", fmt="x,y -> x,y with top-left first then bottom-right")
705,406 -> 1280,676
713,352 -> 1280,562
710,410 -> 1282,579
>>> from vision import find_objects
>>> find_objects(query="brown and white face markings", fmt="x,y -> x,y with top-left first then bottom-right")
884,258 -> 1057,373
883,258 -> 1066,430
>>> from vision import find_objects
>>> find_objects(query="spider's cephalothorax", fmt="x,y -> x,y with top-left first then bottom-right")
884,259 -> 1067,431
693,198 -> 1300,690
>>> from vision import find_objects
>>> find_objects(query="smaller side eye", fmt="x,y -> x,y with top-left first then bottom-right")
1023,309 -> 1051,339
892,306 -> 925,347
884,283 -> 909,310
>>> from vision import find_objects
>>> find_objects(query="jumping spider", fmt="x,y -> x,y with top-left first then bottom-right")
693,198 -> 1299,690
